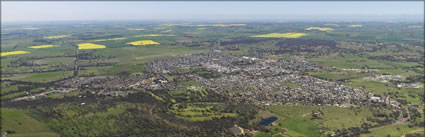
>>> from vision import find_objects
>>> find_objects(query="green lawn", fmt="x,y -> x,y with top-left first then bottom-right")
265,105 -> 321,137
347,79 -> 394,95
282,82 -> 300,89
180,80 -> 200,87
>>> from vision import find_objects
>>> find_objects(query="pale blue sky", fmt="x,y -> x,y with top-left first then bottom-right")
1,1 -> 424,22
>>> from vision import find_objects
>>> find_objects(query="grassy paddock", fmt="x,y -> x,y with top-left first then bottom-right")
255,105 -> 373,137
0,108 -> 59,137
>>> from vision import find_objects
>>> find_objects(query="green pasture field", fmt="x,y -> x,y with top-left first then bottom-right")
282,82 -> 301,89
0,108 -> 59,137
169,102 -> 238,121
255,105 -> 374,137
5,71 -> 73,83
308,70 -> 375,81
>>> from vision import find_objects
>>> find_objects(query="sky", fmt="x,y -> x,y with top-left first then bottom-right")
1,1 -> 424,22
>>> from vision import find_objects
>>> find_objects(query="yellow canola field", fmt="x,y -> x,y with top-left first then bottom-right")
154,27 -> 167,30
134,34 -> 176,37
1,51 -> 30,56
127,28 -> 145,31
348,25 -> 362,27
161,30 -> 173,33
92,37 -> 127,42
127,40 -> 160,46
159,24 -> 246,27
305,27 -> 334,31
251,33 -> 308,38
408,26 -> 423,28
195,24 -> 246,27
22,27 -> 40,30
158,24 -> 181,27
44,35 -> 71,39
29,45 -> 56,49
78,43 -> 106,50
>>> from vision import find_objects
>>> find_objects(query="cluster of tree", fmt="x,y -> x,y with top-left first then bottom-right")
418,93 -> 425,104
260,39 -> 358,57
328,126 -> 370,137
408,107 -> 422,122
32,39 -> 53,43
404,75 -> 425,84
223,45 -> 240,51
2,68 -> 73,75
368,55 -> 423,62
184,42 -> 203,47
8,57 -> 41,67
7,55 -> 76,68
220,38 -> 276,46
247,48 -> 282,58
276,39 -> 337,48
405,133 -> 425,137
1,85 -> 41,97
363,107 -> 401,127
2,32 -> 26,37
1,76 -> 75,102
78,52 -> 114,60
9,88 -> 260,137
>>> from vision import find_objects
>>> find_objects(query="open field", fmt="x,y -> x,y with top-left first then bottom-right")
349,25 -> 363,27
256,105 -> 375,137
127,28 -> 145,31
305,27 -> 334,31
1,51 -> 30,56
308,70 -> 375,81
78,43 -> 106,49
127,40 -> 160,46
6,71 -> 73,83
44,35 -> 71,39
92,37 -> 127,42
309,55 -> 396,69
1,108 -> 59,137
22,27 -> 40,30
28,45 -> 56,49
159,24 -> 246,27
134,34 -> 176,37
361,124 -> 422,137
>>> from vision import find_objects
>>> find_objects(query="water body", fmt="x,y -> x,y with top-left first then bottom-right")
259,116 -> 278,126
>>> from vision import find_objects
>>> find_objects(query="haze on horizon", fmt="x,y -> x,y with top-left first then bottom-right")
1,1 -> 424,23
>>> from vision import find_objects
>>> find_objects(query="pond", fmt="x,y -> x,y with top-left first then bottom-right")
259,116 -> 278,126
